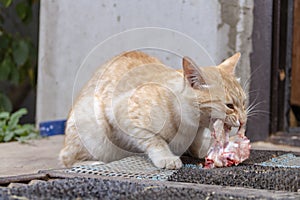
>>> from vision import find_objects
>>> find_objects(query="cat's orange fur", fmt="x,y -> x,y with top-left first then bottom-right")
59,51 -> 247,169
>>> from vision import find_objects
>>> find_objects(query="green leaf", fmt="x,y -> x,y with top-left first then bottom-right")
0,121 -> 6,128
0,107 -> 38,143
0,57 -> 13,81
0,111 -> 9,119
23,7 -> 32,24
2,124 -> 7,132
8,108 -> 27,129
0,93 -> 12,112
9,65 -> 19,84
12,40 -> 29,66
22,123 -> 36,131
13,127 -> 27,135
16,132 -> 39,143
0,0 -> 12,7
13,124 -> 36,136
15,1 -> 30,21
4,131 -> 14,142
0,34 -> 10,50
16,136 -> 25,143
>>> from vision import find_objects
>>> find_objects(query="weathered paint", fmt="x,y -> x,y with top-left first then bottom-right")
218,0 -> 253,93
37,0 -> 254,125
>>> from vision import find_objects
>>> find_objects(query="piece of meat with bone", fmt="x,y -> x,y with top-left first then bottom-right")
204,119 -> 251,169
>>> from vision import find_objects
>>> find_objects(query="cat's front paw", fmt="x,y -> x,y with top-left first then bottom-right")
152,156 -> 182,169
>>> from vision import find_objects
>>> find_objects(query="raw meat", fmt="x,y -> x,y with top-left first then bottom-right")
204,119 -> 251,168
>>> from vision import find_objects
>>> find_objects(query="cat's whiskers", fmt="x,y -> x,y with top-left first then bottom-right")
245,90 -> 261,113
246,109 -> 269,123
246,101 -> 269,119
247,110 -> 269,121
243,64 -> 268,121
245,89 -> 260,100
242,64 -> 262,91
247,109 -> 269,115
246,101 -> 263,114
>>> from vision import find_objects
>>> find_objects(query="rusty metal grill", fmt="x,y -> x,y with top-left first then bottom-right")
66,156 -> 176,181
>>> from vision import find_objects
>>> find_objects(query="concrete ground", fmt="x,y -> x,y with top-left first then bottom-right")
1,135 -> 64,177
1,135 -> 300,177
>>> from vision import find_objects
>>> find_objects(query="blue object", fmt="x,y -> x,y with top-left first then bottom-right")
39,120 -> 66,136
257,153 -> 300,168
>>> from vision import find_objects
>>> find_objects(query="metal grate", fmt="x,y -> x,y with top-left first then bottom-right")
66,156 -> 176,181
65,150 -> 300,183
257,153 -> 300,168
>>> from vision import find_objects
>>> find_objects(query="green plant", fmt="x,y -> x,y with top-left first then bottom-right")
0,108 -> 39,143
0,0 -> 38,112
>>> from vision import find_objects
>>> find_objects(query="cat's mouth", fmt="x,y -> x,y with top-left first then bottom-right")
211,119 -> 243,136
224,123 -> 232,132
224,122 -> 242,136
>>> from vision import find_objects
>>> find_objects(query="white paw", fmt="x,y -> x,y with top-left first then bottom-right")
152,156 -> 182,169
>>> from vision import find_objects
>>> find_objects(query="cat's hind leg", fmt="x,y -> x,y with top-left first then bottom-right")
58,112 -> 102,167
59,123 -> 97,167
60,107 -> 132,167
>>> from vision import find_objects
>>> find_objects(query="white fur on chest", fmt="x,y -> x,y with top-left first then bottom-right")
168,94 -> 200,155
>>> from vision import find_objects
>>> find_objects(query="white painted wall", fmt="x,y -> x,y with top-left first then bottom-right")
37,0 -> 253,123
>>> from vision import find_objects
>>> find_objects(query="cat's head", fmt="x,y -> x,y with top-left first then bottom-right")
182,53 -> 247,131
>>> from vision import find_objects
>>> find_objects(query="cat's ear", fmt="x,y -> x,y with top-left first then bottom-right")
182,56 -> 207,89
219,52 -> 241,75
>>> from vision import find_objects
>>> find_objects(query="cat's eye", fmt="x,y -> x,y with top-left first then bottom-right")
226,104 -> 234,109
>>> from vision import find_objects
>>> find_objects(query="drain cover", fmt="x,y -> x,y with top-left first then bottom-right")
67,156 -> 175,181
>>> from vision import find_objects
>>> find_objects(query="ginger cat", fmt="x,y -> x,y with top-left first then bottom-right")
59,51 -> 247,169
